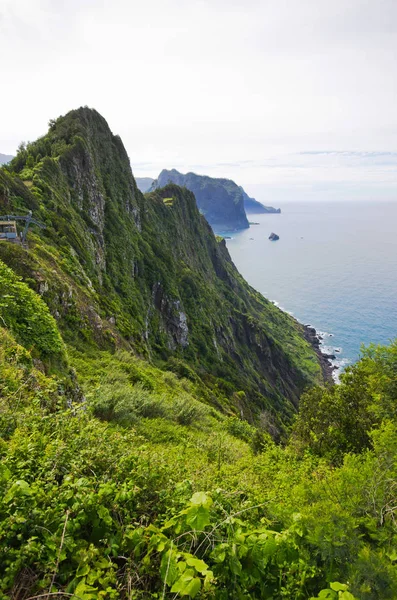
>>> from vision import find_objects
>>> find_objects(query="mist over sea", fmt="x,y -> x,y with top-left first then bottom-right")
223,201 -> 397,373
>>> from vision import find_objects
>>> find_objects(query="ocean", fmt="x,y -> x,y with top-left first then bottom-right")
222,201 -> 397,374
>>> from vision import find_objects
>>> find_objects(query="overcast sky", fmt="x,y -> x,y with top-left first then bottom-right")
1,0 -> 397,201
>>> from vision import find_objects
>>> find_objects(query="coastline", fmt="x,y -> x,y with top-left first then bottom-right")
303,324 -> 335,384
269,298 -> 337,383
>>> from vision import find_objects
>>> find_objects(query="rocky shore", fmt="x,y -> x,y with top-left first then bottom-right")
303,325 -> 335,383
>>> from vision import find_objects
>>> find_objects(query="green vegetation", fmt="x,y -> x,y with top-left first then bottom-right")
0,259 -> 66,369
0,107 -> 325,431
1,108 -> 395,598
1,320 -> 396,598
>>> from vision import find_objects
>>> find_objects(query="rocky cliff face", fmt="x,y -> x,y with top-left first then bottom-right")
0,107 -> 325,425
149,169 -> 249,231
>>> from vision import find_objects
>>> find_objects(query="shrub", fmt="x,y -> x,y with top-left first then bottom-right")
172,395 -> 209,426
0,259 -> 66,367
91,382 -> 166,425
224,415 -> 255,442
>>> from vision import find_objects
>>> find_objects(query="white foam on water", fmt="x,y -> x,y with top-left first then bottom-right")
271,302 -> 352,381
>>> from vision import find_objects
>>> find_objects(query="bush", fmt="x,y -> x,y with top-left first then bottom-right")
0,259 -> 65,366
91,382 -> 166,425
224,415 -> 255,442
172,395 -> 209,426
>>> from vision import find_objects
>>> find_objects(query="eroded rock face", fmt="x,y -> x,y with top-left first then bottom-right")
172,301 -> 189,348
151,282 -> 189,349
69,153 -> 105,229
60,150 -> 107,271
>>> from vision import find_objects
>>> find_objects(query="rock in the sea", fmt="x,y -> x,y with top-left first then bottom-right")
269,232 -> 279,241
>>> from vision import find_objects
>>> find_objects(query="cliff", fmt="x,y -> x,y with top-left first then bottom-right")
149,169 -> 250,231
0,107 -> 324,427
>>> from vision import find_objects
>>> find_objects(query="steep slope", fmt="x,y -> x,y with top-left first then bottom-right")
240,187 -> 281,214
135,176 -> 154,192
149,169 -> 249,231
0,107 -> 324,428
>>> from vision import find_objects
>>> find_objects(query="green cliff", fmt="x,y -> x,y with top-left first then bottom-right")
0,107 -> 323,428
147,169 -> 280,225
149,168 -> 250,231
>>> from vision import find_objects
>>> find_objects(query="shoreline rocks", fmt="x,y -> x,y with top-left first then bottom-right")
303,325 -> 335,383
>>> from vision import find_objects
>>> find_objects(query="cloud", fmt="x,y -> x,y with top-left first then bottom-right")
301,151 -> 397,158
1,0 -> 397,200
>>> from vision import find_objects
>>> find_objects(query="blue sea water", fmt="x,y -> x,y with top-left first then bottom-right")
222,201 -> 397,373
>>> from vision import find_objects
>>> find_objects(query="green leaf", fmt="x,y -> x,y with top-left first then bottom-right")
184,554 -> 209,574
317,591 -> 337,599
387,550 -> 397,562
74,578 -> 98,599
171,570 -> 201,597
190,492 -> 212,508
4,480 -> 31,503
97,505 -> 112,525
185,505 -> 210,531
339,593 -> 356,600
0,464 -> 11,483
203,570 -> 214,589
76,564 -> 90,578
211,543 -> 228,563
330,582 -> 348,592
160,550 -> 179,585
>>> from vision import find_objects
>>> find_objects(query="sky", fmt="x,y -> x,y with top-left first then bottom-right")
1,0 -> 397,202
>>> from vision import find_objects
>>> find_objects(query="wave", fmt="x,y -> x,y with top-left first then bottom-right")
274,308 -> 352,381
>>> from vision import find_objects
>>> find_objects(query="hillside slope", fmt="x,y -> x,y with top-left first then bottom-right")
0,107 -> 324,428
1,108 -> 395,600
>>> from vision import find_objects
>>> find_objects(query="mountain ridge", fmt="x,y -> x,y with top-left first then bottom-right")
0,106 -> 324,428
145,169 -> 280,224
